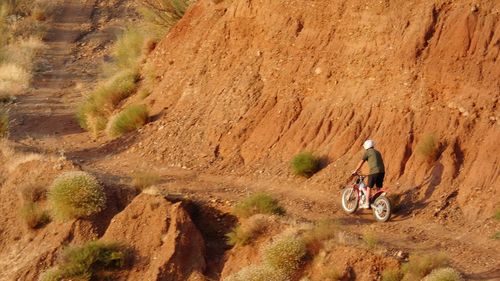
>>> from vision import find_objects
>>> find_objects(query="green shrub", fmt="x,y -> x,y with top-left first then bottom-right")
232,193 -> 285,219
262,235 -> 306,273
402,253 -> 449,281
224,264 -> 288,281
131,170 -> 160,191
0,108 -> 8,138
494,209 -> 500,221
416,134 -> 439,162
48,171 -> 106,220
382,268 -> 403,281
492,232 -> 500,240
106,104 -> 149,138
20,202 -> 50,229
291,152 -> 321,177
39,241 -> 127,281
422,268 -> 463,281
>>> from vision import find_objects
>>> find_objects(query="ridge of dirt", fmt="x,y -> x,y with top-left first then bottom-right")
0,0 -> 499,280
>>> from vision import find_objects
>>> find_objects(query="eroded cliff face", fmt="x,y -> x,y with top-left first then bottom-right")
135,0 -> 499,221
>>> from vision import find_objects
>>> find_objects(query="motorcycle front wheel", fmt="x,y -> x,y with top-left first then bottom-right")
341,187 -> 358,214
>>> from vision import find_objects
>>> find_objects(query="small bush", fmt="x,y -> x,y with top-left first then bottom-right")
131,170 -> 160,191
422,268 -> 463,281
416,134 -> 439,162
382,268 -> 403,281
77,70 -> 139,133
232,193 -> 285,219
21,182 -> 45,202
494,209 -> 500,221
111,28 -> 145,71
362,230 -> 378,248
39,241 -> 127,281
291,152 -> 321,177
226,214 -> 273,246
20,202 -> 50,229
262,235 -> 306,273
0,108 -> 8,137
402,253 -> 449,281
48,171 -> 106,220
106,104 -> 149,138
224,264 -> 288,281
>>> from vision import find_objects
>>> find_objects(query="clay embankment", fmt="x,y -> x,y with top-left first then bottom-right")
133,0 -> 499,221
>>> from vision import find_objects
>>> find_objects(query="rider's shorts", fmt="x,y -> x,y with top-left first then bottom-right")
367,173 -> 385,188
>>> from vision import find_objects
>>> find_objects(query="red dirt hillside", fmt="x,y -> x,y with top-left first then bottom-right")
133,0 -> 499,221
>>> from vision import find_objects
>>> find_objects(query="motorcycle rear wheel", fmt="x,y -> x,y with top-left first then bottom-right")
372,196 -> 391,222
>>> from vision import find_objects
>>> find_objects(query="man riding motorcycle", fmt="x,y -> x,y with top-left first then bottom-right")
352,140 -> 385,209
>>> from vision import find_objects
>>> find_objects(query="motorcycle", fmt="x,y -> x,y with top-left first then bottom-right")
341,173 -> 391,222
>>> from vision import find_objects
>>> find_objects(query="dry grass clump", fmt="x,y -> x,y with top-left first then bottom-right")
262,235 -> 306,273
77,70 -> 139,134
362,230 -> 378,249
131,170 -> 161,191
494,209 -> 500,221
422,268 -> 463,281
20,202 -> 50,228
106,104 -> 149,138
416,134 -> 440,162
138,0 -> 194,38
226,214 -> 275,246
224,264 -> 288,281
0,108 -> 8,137
291,151 -> 321,178
225,234 -> 306,281
48,171 -> 106,220
232,193 -> 285,219
382,268 -> 403,281
39,241 -> 128,281
401,253 -> 449,281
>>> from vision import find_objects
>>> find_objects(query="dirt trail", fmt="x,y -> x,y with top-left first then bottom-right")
10,0 -> 98,148
6,0 -> 500,280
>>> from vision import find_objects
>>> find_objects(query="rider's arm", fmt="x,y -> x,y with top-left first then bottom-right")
353,160 -> 365,174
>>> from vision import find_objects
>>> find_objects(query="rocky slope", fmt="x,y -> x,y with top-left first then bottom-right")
135,0 -> 499,221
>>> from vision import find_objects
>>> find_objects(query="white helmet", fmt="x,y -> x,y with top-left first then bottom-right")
363,139 -> 374,150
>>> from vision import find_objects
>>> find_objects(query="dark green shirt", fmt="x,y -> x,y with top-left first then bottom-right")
362,148 -> 385,174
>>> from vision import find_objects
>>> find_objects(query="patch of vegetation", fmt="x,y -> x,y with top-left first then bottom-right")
103,28 -> 145,76
416,133 -> 440,162
402,253 -> 449,281
362,230 -> 378,248
226,214 -> 273,246
77,70 -> 139,135
131,170 -> 160,191
382,268 -> 403,281
137,0 -> 193,38
302,219 -> 339,253
48,171 -> 106,220
291,151 -> 321,177
106,104 -> 149,138
232,193 -> 285,219
224,264 -> 288,281
491,232 -> 500,240
422,268 -> 463,281
39,241 -> 128,281
494,209 -> 500,221
262,235 -> 306,273
0,108 -> 8,137
20,202 -> 50,229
